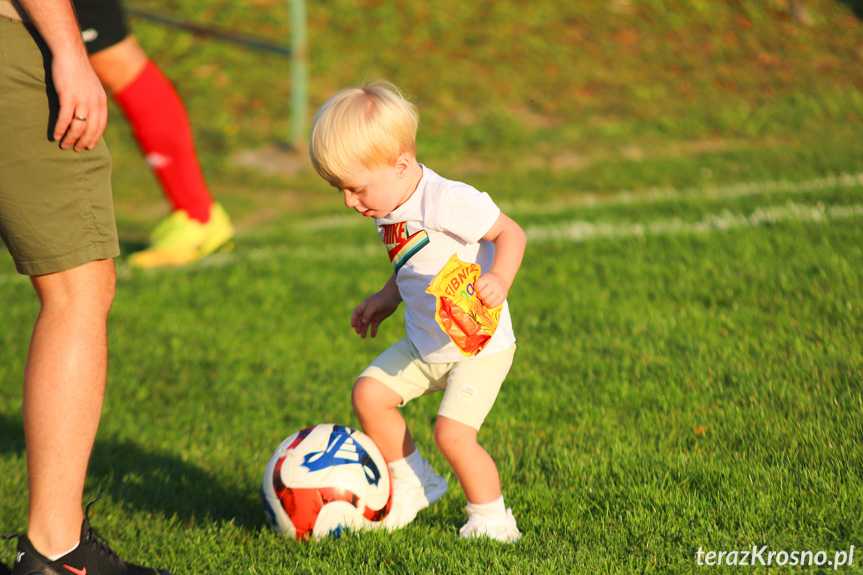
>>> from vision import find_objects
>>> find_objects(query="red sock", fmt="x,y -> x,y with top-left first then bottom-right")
114,60 -> 213,223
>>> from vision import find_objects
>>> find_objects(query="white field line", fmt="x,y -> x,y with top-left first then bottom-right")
524,201 -> 863,243
1,199 -> 862,285
301,172 -> 863,231
113,200 -> 863,279
501,171 -> 863,216
143,201 -> 863,272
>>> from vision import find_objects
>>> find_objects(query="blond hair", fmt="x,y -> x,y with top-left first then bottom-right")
309,80 -> 419,186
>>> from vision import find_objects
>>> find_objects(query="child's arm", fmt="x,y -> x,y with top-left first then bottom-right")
351,273 -> 403,338
475,213 -> 526,309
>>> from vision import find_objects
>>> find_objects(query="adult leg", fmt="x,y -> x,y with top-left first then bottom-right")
87,34 -> 147,93
89,35 -> 234,267
24,259 -> 116,557
90,35 -> 216,224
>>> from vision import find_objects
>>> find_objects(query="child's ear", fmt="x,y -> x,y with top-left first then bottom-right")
394,152 -> 412,176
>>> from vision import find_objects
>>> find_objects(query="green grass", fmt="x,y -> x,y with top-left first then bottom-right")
3,0 -> 863,573
3,183 -> 862,574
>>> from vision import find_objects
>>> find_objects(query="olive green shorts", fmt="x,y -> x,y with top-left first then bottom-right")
0,17 -> 119,276
359,339 -> 516,431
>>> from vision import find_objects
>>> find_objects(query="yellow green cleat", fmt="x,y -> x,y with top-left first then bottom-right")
128,202 -> 235,268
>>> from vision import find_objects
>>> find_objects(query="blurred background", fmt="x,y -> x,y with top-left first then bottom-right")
110,0 -> 863,244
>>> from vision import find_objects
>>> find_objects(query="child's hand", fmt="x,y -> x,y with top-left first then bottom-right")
351,291 -> 401,338
478,212 -> 525,310
475,272 -> 508,309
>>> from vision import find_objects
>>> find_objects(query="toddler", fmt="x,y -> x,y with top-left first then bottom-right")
309,80 -> 526,542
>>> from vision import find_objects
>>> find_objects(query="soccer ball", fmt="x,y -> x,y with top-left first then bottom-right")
262,423 -> 392,539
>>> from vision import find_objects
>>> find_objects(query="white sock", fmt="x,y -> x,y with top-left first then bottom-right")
466,495 -> 506,517
46,542 -> 79,561
389,447 -> 425,481
404,447 -> 426,477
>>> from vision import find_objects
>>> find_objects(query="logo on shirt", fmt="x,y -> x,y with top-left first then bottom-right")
382,222 -> 429,272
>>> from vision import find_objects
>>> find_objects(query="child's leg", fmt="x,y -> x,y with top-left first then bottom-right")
353,340 -> 451,529
434,416 -> 500,504
352,374 -> 449,529
352,375 -> 415,462
437,346 -> 522,542
435,417 -> 520,542
436,345 -> 516,502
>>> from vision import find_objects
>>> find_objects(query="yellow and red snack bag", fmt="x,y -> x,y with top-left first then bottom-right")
426,253 -> 502,357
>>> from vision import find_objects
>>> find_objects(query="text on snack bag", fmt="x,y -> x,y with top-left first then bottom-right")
444,268 -> 474,299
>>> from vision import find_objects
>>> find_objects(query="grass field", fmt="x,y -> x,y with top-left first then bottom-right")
2,1 -> 863,573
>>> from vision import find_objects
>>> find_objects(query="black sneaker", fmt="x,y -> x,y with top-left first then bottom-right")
3,503 -> 172,575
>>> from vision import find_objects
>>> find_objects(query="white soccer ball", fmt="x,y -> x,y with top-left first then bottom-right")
262,423 -> 392,539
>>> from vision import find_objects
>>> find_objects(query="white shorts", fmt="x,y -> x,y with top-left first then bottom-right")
359,339 -> 516,431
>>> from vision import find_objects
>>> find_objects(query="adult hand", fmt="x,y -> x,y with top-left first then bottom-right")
51,51 -> 108,151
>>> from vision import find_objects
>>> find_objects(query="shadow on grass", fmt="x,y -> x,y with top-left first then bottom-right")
836,0 -> 863,17
0,413 -> 262,531
118,239 -> 150,258
88,440 -> 263,531
0,413 -> 23,456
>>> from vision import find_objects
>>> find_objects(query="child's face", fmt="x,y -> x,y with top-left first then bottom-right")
337,159 -> 415,219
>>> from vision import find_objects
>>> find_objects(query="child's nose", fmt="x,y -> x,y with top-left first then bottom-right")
343,190 -> 358,208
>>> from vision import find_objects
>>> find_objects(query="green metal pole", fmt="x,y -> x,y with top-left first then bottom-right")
290,0 -> 308,151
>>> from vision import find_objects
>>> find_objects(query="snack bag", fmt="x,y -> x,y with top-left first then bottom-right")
426,253 -> 502,356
